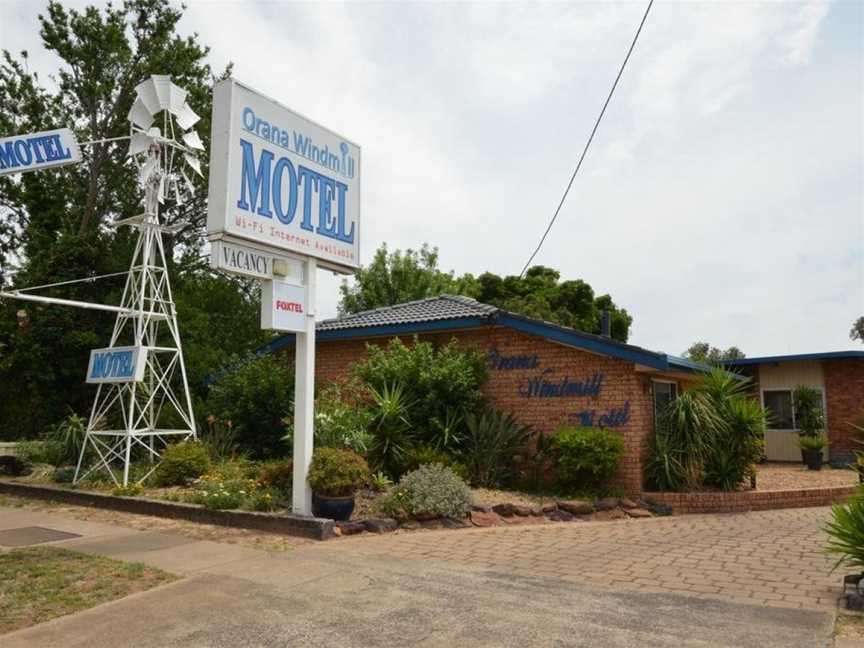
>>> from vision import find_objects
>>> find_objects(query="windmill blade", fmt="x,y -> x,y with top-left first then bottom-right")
175,103 -> 200,130
128,97 -> 154,130
169,83 -> 188,114
182,130 -> 204,151
152,75 -> 173,109
128,132 -> 154,157
134,78 -> 161,114
181,169 -> 195,196
184,153 -> 202,177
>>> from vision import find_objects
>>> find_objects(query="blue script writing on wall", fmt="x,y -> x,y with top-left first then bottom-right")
518,368 -> 604,399
569,401 -> 631,428
487,348 -> 540,371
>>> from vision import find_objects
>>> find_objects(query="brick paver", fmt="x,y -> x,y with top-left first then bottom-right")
318,507 -> 842,611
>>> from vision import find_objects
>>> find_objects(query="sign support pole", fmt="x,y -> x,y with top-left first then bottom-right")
292,257 -> 316,515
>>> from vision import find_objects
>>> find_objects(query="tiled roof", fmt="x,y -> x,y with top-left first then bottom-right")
317,295 -> 499,331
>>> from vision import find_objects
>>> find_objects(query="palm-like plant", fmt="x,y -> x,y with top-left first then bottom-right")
825,491 -> 864,572
367,382 -> 414,478
461,406 -> 532,488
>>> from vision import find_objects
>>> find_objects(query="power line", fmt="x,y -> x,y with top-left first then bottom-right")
519,0 -> 654,278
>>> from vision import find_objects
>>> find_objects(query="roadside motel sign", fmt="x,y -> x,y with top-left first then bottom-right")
206,77 -> 361,516
86,346 -> 147,384
0,128 -> 82,176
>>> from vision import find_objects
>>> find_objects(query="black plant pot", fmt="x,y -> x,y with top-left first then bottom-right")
312,493 -> 355,521
801,449 -> 824,471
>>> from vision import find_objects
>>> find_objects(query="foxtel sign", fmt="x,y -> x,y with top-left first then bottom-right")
207,78 -> 361,273
261,279 -> 306,332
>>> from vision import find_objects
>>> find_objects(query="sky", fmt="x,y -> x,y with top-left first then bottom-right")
1,0 -> 862,357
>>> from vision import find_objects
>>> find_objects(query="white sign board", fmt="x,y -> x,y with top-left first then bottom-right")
261,279 -> 307,332
86,346 -> 147,384
207,78 -> 361,273
210,239 -> 303,283
0,128 -> 81,176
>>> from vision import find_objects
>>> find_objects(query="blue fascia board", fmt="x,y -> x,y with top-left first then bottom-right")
495,312 -> 670,370
666,355 -> 712,373
723,351 -> 864,366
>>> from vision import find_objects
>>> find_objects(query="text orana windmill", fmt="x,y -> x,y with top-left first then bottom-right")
0,75 -> 205,487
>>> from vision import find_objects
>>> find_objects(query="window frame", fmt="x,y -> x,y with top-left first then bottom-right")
652,379 -> 679,426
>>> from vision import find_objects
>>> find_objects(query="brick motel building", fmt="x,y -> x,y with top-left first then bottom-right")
260,295 -> 864,495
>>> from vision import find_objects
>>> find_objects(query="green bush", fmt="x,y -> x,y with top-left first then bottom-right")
206,355 -> 294,459
153,441 -> 210,486
189,479 -> 249,510
366,382 -> 415,478
793,385 -> 825,437
460,406 -> 532,488
112,484 -> 143,497
51,466 -> 75,483
258,459 -> 294,494
379,463 -> 472,519
353,337 -> 487,451
400,445 -> 469,482
50,412 -> 87,465
798,434 -> 827,451
307,447 -> 370,497
551,426 -> 625,490
16,438 -> 66,467
825,488 -> 864,571
199,416 -> 239,462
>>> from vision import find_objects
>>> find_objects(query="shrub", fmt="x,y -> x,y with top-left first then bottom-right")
199,416 -> 239,462
307,447 -> 370,497
258,459 -> 294,494
460,406 -> 532,488
380,463 -> 472,519
793,386 -> 825,437
825,488 -> 864,571
551,426 -> 624,490
189,479 -> 249,510
369,471 -> 393,492
112,484 -> 143,497
312,381 -> 373,453
16,438 -> 66,467
51,466 -> 75,483
206,355 -> 294,459
205,458 -> 260,482
153,441 -> 210,486
50,412 -> 88,465
798,434 -> 828,451
400,445 -> 469,481
353,337 -> 488,451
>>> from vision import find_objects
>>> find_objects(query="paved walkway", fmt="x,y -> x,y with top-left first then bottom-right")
0,505 -> 845,647
324,506 -> 840,611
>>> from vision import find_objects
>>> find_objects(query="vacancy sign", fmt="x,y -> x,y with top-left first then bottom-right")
86,346 -> 147,384
206,78 -> 361,273
210,238 -> 303,283
0,128 -> 82,176
261,280 -> 306,332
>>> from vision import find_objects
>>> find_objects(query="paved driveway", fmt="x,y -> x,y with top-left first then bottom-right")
321,506 -> 840,611
0,505 -> 843,647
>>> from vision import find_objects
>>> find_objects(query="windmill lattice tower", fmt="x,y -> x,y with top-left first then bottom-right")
74,76 -> 203,487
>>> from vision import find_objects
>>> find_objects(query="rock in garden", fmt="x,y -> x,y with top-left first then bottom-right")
557,500 -> 594,515
625,508 -> 652,518
332,525 -> 343,537
618,497 -> 638,509
541,502 -> 558,514
336,521 -> 366,535
592,509 -> 627,521
594,497 -> 619,511
513,505 -> 532,517
363,518 -> 398,533
530,506 -> 545,517
492,503 -> 516,517
441,517 -> 471,529
472,504 -> 493,513
399,520 -> 421,530
471,510 -> 503,527
547,509 -> 574,522
420,518 -> 444,529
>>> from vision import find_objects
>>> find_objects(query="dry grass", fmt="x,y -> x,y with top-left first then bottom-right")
0,546 -> 174,635
835,611 -> 864,640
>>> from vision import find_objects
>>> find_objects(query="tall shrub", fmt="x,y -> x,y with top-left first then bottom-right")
460,406 -> 532,488
353,337 -> 488,451
792,386 -> 824,438
206,355 -> 294,459
551,426 -> 625,491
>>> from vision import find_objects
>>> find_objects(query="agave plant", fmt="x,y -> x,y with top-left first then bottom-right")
461,406 -> 532,488
366,382 -> 415,478
825,490 -> 864,572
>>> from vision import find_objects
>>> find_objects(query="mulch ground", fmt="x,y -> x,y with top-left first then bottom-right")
754,462 -> 858,491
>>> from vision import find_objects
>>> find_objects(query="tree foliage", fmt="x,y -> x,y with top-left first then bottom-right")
852,317 -> 864,344
683,342 -> 746,364
340,243 -> 633,341
0,1 -> 269,440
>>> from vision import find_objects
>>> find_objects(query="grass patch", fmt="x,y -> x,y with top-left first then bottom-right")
0,546 -> 175,634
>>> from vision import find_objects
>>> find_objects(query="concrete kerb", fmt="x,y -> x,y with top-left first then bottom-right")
0,480 -> 334,541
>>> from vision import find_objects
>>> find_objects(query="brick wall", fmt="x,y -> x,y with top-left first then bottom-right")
644,485 -> 856,515
281,325 -> 655,494
825,358 -> 864,461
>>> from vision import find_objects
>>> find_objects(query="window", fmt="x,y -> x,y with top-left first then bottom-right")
763,390 -> 794,429
762,389 -> 824,430
653,381 -> 678,424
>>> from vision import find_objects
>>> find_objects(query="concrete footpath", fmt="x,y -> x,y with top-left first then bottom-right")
0,506 -> 840,647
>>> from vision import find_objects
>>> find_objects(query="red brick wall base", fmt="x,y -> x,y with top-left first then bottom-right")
642,486 -> 856,515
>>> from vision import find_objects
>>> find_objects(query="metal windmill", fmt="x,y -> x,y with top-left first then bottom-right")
71,75 -> 204,486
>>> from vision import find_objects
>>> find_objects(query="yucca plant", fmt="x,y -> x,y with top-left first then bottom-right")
825,490 -> 864,572
367,382 -> 415,478
461,406 -> 532,488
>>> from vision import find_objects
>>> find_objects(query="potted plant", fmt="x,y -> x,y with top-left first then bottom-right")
307,447 -> 370,521
793,386 -> 826,470
798,434 -> 828,471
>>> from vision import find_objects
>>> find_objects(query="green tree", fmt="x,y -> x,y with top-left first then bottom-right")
0,1 -> 265,440
341,243 -> 633,341
338,243 -> 478,314
683,342 -> 746,364
851,317 -> 864,343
